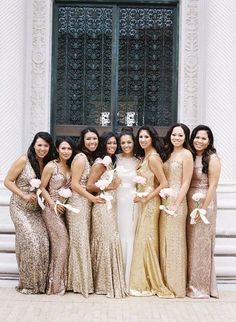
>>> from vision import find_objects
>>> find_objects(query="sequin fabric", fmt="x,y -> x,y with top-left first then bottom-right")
10,159 -> 49,294
159,160 -> 188,297
129,154 -> 174,297
66,153 -> 94,297
187,155 -> 219,298
91,158 -> 126,298
42,160 -> 70,295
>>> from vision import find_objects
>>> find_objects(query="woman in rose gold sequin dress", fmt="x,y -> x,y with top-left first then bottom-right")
66,128 -> 104,298
159,123 -> 193,297
40,137 -> 76,295
4,132 -> 55,294
87,132 -> 126,298
187,125 -> 221,298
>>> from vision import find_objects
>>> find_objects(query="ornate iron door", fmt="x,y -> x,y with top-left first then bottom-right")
51,1 -> 178,137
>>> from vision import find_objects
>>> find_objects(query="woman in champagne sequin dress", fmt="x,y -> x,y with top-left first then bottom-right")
66,128 -> 104,297
187,125 -> 221,298
129,126 -> 173,297
87,132 -> 126,298
4,132 -> 55,294
159,123 -> 193,297
40,137 -> 76,295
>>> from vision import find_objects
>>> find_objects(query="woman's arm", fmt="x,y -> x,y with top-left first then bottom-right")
86,163 -> 106,192
134,154 -> 168,203
202,155 -> 221,210
87,163 -> 121,193
71,155 -> 104,204
40,161 -> 65,214
170,150 -> 193,212
4,155 -> 36,203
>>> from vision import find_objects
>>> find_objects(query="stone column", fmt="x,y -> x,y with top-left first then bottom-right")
204,0 -> 236,208
0,0 -> 26,201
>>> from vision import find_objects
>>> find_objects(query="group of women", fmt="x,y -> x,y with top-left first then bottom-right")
4,123 -> 221,299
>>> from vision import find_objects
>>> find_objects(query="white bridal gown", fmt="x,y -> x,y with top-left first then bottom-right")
116,154 -> 139,290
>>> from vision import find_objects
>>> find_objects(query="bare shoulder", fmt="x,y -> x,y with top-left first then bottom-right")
149,153 -> 162,165
44,160 -> 56,171
72,153 -> 86,166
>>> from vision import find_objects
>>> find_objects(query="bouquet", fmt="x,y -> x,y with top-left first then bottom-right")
159,188 -> 177,217
133,175 -> 146,185
99,156 -> 112,167
29,178 -> 45,210
190,192 -> 209,224
100,191 -> 113,210
58,187 -> 72,204
54,187 -> 79,216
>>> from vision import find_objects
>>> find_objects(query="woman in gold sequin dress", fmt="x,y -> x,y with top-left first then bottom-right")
66,128 -> 104,297
87,132 -> 126,298
129,125 -> 173,297
40,137 -> 76,295
159,123 -> 193,297
4,132 -> 55,294
187,125 -> 221,298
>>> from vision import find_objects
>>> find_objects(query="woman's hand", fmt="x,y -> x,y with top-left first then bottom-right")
134,196 -> 147,203
22,192 -> 37,203
108,177 -> 121,190
92,196 -> 106,204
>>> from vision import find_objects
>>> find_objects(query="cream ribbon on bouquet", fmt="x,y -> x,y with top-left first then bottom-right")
159,188 -> 177,217
54,188 -> 79,216
29,179 -> 45,210
100,191 -> 113,210
190,208 -> 209,225
189,192 -> 209,224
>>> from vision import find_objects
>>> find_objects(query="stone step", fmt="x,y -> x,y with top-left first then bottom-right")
215,238 -> 236,255
0,234 -> 15,252
215,256 -> 236,277
0,253 -> 18,275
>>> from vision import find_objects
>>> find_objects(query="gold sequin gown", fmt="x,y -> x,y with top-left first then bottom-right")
9,159 -> 49,294
159,160 -> 188,297
66,153 -> 93,297
42,160 -> 69,295
187,155 -> 219,298
129,154 -> 174,297
91,159 -> 126,298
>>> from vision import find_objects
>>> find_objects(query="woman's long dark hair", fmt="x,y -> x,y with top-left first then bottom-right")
78,127 -> 100,165
55,137 -> 77,167
97,132 -> 118,165
27,132 -> 55,178
190,125 -> 216,174
163,123 -> 191,162
135,125 -> 165,161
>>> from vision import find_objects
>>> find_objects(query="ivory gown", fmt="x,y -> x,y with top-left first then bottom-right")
91,158 -> 126,298
187,155 -> 219,298
116,154 -> 139,290
129,153 -> 174,297
42,160 -> 70,295
9,159 -> 49,294
66,153 -> 94,297
159,160 -> 187,297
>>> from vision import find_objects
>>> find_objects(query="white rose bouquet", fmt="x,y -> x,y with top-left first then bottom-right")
190,192 -> 209,225
159,188 -> 177,217
29,178 -> 45,210
54,187 -> 79,216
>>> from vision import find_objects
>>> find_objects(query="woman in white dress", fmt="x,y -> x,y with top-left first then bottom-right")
116,131 -> 139,291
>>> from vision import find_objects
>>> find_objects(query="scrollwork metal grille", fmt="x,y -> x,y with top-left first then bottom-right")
52,2 -> 178,133
55,6 -> 113,126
